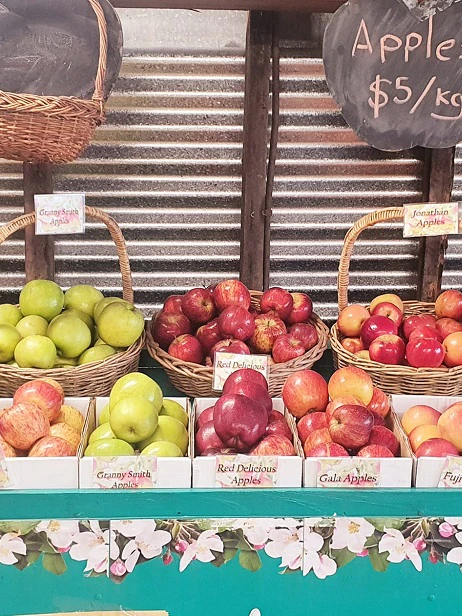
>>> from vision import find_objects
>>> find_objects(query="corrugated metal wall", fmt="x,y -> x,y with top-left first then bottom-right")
443,145 -> 462,291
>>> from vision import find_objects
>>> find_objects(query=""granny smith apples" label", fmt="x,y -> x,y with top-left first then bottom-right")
213,352 -> 269,391
403,202 -> 459,238
0,445 -> 11,489
438,456 -> 462,488
215,454 -> 278,488
35,193 -> 85,235
316,458 -> 381,488
92,456 -> 158,489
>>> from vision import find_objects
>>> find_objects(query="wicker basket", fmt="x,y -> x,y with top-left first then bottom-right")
0,206 -> 144,397
147,290 -> 329,398
0,0 -> 107,163
330,206 -> 462,395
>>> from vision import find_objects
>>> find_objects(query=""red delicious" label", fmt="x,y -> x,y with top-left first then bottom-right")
215,454 -> 278,488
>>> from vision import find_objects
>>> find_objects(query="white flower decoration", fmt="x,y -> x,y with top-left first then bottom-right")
265,527 -> 303,563
179,530 -> 224,572
302,531 -> 337,579
35,520 -> 80,550
232,519 -> 276,547
121,524 -> 171,573
112,520 -> 157,538
378,528 -> 422,572
0,533 -> 26,565
331,518 -> 375,554
447,547 -> 462,565
69,521 -> 109,574
444,518 -> 462,528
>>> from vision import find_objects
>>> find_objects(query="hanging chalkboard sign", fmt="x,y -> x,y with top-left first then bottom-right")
0,0 -> 123,99
323,0 -> 462,151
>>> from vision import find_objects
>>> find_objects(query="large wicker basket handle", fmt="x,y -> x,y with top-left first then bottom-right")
338,207 -> 404,312
0,206 -> 134,303
88,0 -> 108,105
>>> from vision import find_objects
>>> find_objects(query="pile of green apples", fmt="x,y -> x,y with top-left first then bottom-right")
84,372 -> 189,457
0,280 -> 145,369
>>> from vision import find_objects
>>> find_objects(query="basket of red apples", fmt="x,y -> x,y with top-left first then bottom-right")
330,207 -> 462,395
147,279 -> 328,397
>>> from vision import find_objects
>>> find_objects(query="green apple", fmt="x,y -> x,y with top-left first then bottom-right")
0,325 -> 21,362
14,335 -> 57,368
78,345 -> 117,365
47,313 -> 91,358
0,304 -> 22,327
160,399 -> 188,428
19,280 -> 64,321
63,308 -> 94,332
16,315 -> 48,338
109,372 -> 163,412
141,441 -> 183,457
94,297 -> 131,323
54,357 -> 78,368
109,397 -> 159,444
98,403 -> 111,425
97,302 -> 144,348
84,438 -> 135,457
64,285 -> 104,318
138,416 -> 188,455
89,422 -> 116,443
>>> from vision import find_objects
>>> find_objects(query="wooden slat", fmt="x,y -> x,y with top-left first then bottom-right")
111,0 -> 344,11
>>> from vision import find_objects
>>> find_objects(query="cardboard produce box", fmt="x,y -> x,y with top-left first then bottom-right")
192,398 -> 303,488
0,397 -> 91,490
79,397 -> 192,489
392,394 -> 462,488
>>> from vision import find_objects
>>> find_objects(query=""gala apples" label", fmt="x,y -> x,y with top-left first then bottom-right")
215,454 -> 278,488
213,352 -> 269,391
438,456 -> 462,488
316,458 -> 381,488
92,456 -> 158,489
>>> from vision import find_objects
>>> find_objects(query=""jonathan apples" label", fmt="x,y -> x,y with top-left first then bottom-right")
215,454 -> 278,488
213,352 -> 269,391
92,456 -> 158,489
403,202 -> 459,238
316,458 -> 381,488
438,456 -> 462,488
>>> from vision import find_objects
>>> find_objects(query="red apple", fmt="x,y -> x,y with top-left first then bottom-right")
251,434 -> 295,456
435,289 -> 462,321
337,304 -> 370,337
223,368 -> 269,394
196,421 -> 225,455
286,293 -> 313,325
368,425 -> 399,455
0,403 -> 50,450
370,293 -> 404,313
218,306 -> 255,341
328,366 -> 374,406
408,424 -> 440,452
408,326 -> 442,344
401,404 -> 440,435
326,395 -> 364,423
443,332 -> 462,367
206,339 -> 250,366
370,411 -> 386,427
357,445 -> 394,458
360,316 -> 399,349
303,428 -> 333,455
435,318 -> 462,339
371,302 -> 403,326
168,334 -> 204,364
272,334 -> 305,363
202,447 -> 238,456
13,379 -> 64,423
406,338 -> 445,368
369,334 -> 405,365
196,406 -> 215,429
367,387 -> 390,418
260,287 -> 294,321
305,442 -> 349,457
415,438 -> 459,458
328,405 -> 374,449
250,315 -> 287,353
266,410 -> 292,441
403,314 -> 437,340
226,381 -> 272,415
213,279 -> 251,312
29,436 -> 75,457
181,288 -> 215,325
288,323 -> 318,351
341,338 -> 364,354
438,402 -> 462,450
214,394 -> 268,452
163,295 -> 184,313
196,318 -> 222,354
282,370 -> 329,419
297,411 -> 327,443
355,350 -> 370,360
227,342 -> 251,355
0,437 -> 17,457
151,311 -> 191,350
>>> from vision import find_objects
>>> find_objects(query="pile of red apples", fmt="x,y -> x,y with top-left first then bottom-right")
337,289 -> 462,369
151,279 -> 318,366
282,366 -> 400,458
401,402 -> 462,458
195,369 -> 296,457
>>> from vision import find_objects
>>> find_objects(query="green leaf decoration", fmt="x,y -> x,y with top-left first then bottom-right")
13,556 -> 29,571
331,548 -> 357,568
366,518 -> 405,532
42,552 -> 67,576
0,521 -> 39,535
210,553 -> 226,568
25,551 -> 41,565
369,547 -> 390,572
239,550 -> 262,572
223,547 -> 238,563
365,535 -> 379,548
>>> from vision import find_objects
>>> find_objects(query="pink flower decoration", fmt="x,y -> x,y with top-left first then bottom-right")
57,546 -> 70,554
357,549 -> 368,557
429,552 -> 439,564
439,522 -> 456,538
413,538 -> 426,552
110,559 -> 127,577
253,544 -> 265,551
163,552 -> 173,565
175,540 -> 189,554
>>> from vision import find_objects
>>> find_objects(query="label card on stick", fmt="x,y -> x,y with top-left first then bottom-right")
316,458 -> 381,488
213,352 -> 269,391
35,194 -> 85,235
403,202 -> 459,237
438,456 -> 462,487
215,454 -> 279,488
